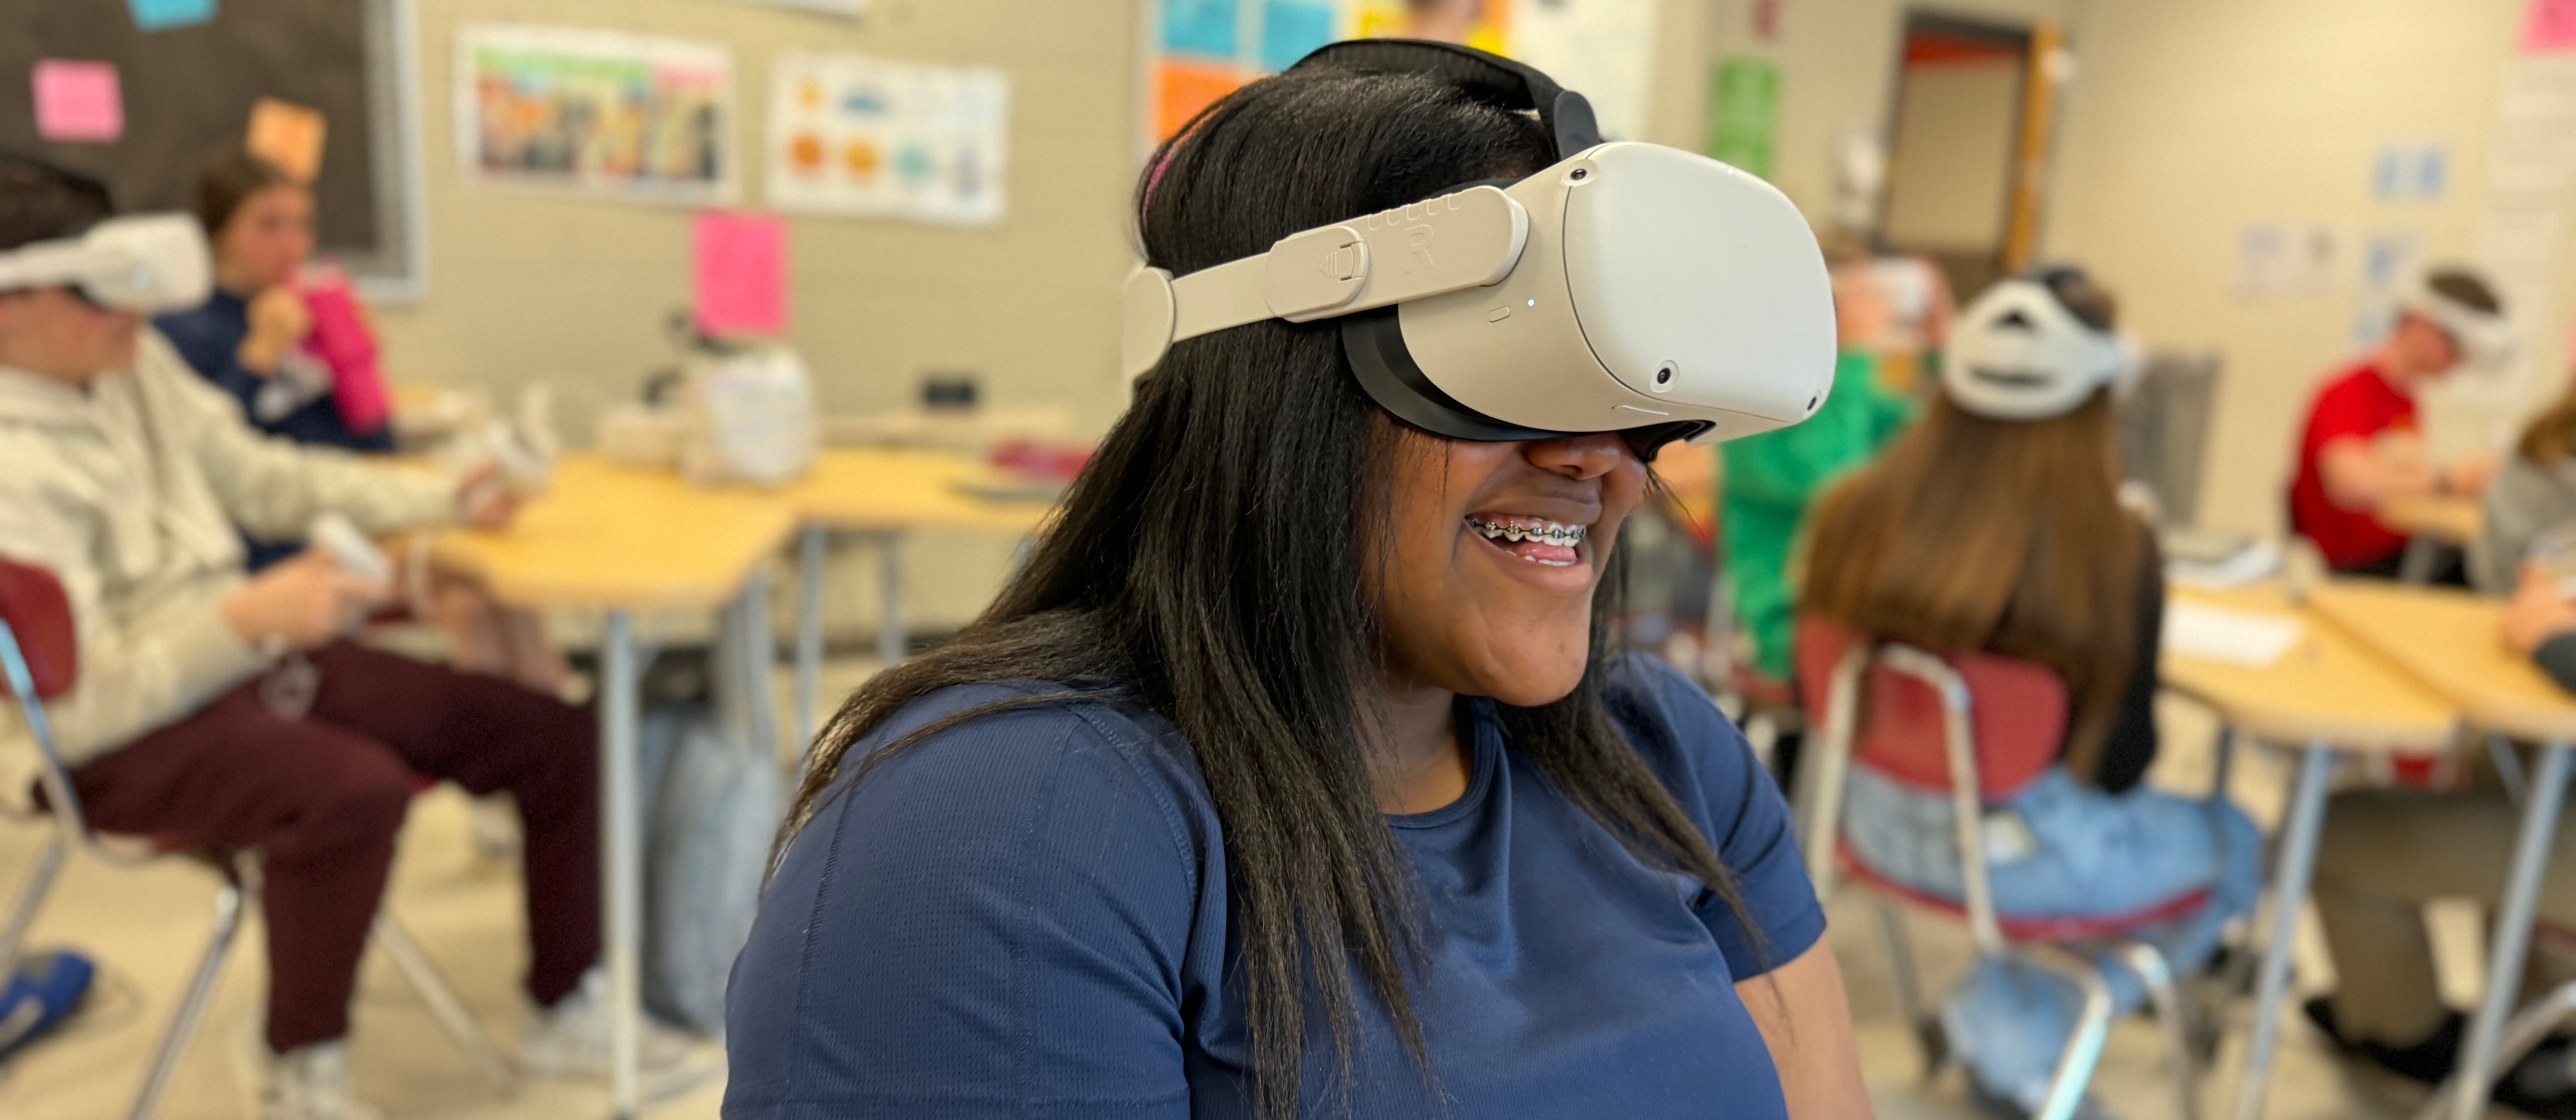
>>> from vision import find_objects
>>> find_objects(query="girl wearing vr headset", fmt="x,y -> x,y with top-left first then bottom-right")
729,43 -> 1868,1120
1803,269 -> 2262,1116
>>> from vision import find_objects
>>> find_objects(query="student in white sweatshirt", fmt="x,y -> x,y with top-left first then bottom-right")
0,156 -> 675,1120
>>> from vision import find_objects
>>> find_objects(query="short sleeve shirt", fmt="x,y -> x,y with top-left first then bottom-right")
724,653 -> 1824,1120
2289,361 -> 2418,569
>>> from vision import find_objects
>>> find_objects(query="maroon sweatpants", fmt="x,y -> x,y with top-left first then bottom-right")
67,642 -> 600,1052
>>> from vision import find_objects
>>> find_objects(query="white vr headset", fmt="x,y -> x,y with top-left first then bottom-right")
0,212 -> 212,314
1941,271 -> 2137,422
2402,272 -> 2514,368
1121,41 -> 1837,452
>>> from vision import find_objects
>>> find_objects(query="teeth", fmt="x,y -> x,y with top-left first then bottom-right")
1469,516 -> 1588,545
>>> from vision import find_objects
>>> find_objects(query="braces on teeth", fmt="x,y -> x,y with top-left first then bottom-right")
1468,517 -> 1589,547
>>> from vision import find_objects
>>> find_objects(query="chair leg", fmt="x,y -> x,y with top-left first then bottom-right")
126,864 -> 249,1120
2408,981 -> 2576,1120
1872,895 -> 1946,1078
2024,949 -> 2116,1120
373,913 -> 517,1093
0,834 -> 66,971
2122,941 -> 2203,1120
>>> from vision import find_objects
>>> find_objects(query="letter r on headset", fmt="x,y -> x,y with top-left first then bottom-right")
1405,225 -> 1435,272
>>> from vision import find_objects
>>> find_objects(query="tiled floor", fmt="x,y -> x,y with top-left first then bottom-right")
0,666 -> 2489,1118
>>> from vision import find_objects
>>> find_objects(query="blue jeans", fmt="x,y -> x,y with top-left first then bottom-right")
1843,765 -> 2264,1110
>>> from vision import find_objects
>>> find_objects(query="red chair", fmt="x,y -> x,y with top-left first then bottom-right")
0,558 -> 511,1118
1794,614 -> 2205,1120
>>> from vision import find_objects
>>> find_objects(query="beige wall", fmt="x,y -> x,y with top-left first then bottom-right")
1882,58 -> 2022,251
2044,0 -> 2553,535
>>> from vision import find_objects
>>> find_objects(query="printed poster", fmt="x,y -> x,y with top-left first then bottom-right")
1705,57 -> 1778,178
766,52 -> 1008,226
456,25 -> 736,206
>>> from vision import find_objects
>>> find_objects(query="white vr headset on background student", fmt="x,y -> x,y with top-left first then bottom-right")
1121,40 -> 1837,453
2403,272 -> 2515,369
1941,271 -> 2139,422
0,212 -> 212,315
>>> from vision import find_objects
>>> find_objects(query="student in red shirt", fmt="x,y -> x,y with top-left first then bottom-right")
2289,268 -> 2511,577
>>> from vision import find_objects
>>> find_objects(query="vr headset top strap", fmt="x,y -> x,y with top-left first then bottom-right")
1287,39 -> 1603,161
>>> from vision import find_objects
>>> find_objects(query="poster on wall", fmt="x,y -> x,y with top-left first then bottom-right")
455,24 -> 736,206
700,0 -> 863,16
1704,57 -> 1777,178
766,52 -> 1009,226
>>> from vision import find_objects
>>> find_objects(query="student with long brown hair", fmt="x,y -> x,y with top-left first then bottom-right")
1804,268 -> 2261,1116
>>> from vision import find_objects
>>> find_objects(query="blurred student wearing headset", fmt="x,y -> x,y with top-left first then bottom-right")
0,157 -> 684,1120
2288,268 -> 2509,581
1802,268 -> 2262,1116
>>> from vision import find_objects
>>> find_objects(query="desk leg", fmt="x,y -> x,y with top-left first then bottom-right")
877,531 -> 905,669
796,527 -> 825,756
736,569 -> 779,763
2447,740 -> 2573,1120
2398,536 -> 2436,585
2232,743 -> 2336,1120
600,610 -> 641,1120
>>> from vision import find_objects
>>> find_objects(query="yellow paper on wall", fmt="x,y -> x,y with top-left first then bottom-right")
247,97 -> 327,183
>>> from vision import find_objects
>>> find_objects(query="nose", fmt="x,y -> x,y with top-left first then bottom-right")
1522,432 -> 1635,481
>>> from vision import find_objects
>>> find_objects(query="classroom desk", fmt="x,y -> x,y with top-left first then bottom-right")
779,447 -> 1058,749
2160,584 -> 2458,1120
435,455 -> 799,1119
2379,494 -> 2483,583
2308,581 -> 2576,1120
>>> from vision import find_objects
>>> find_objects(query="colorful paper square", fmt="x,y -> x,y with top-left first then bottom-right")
1163,0 -> 1238,61
2527,0 -> 2576,53
694,211 -> 788,338
128,0 -> 216,32
248,97 -> 328,183
32,61 -> 124,143
1156,59 -> 1242,141
1259,0 -> 1337,73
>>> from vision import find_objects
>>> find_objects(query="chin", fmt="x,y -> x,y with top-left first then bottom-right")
1474,647 -> 1592,708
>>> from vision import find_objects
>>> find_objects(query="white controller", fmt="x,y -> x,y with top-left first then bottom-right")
308,513 -> 392,584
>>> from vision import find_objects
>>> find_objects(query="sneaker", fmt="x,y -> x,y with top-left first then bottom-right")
517,967 -> 696,1079
258,1040 -> 385,1120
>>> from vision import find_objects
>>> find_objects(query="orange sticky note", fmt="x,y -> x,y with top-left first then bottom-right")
694,211 -> 788,338
32,60 -> 123,143
248,97 -> 327,183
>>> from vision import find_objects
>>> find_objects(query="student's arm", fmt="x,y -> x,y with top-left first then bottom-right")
146,332 -> 454,541
2318,434 -> 2438,512
727,700 -> 1198,1119
1739,940 -> 1875,1120
2090,532 -> 2165,794
0,460 -> 265,765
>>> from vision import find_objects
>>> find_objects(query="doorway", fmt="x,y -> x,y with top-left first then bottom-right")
1878,12 -> 2060,301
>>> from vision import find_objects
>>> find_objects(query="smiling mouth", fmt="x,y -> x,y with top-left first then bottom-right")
1466,515 -> 1589,567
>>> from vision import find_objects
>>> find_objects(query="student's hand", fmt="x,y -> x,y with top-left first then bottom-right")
2446,451 -> 2499,498
2501,562 -> 2576,657
236,287 -> 314,374
220,549 -> 391,650
456,465 -> 522,530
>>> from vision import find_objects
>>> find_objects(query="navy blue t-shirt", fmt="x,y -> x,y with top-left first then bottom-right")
725,653 -> 1823,1120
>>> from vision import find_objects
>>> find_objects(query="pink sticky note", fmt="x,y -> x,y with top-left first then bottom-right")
2528,0 -> 2576,53
693,211 -> 788,338
32,60 -> 124,143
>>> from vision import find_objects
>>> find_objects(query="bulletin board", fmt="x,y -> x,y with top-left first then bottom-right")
0,0 -> 427,300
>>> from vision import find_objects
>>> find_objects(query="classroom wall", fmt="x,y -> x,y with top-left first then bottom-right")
2043,0 -> 2557,535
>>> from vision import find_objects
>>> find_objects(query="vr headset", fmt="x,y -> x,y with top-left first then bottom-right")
0,213 -> 211,314
1941,268 -> 2138,422
2402,272 -> 2514,369
1121,41 -> 1836,453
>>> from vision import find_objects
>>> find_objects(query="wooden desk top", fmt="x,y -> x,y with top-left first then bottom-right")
432,455 -> 799,610
2162,584 -> 2457,753
2310,580 -> 2576,744
787,447 -> 1058,535
2378,493 -> 2483,544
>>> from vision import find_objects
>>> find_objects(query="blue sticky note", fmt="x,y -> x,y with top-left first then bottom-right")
128,0 -> 216,31
1260,0 -> 1337,72
1164,0 -> 1237,61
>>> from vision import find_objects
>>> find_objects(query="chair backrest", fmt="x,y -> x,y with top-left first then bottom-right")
0,557 -> 76,703
1793,614 -> 2069,802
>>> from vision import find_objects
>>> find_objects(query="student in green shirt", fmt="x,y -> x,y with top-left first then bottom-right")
1719,252 -> 1918,686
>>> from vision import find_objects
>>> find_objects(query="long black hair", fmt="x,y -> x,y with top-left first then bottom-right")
778,65 -> 1757,1120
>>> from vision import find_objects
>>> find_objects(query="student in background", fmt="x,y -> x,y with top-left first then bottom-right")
1717,242 -> 1914,709
1803,268 -> 2261,1117
2471,375 -> 2576,593
728,58 -> 1869,1120
0,158 -> 680,1120
2288,268 -> 2508,580
159,148 -> 561,692
2300,561 -> 2576,1115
